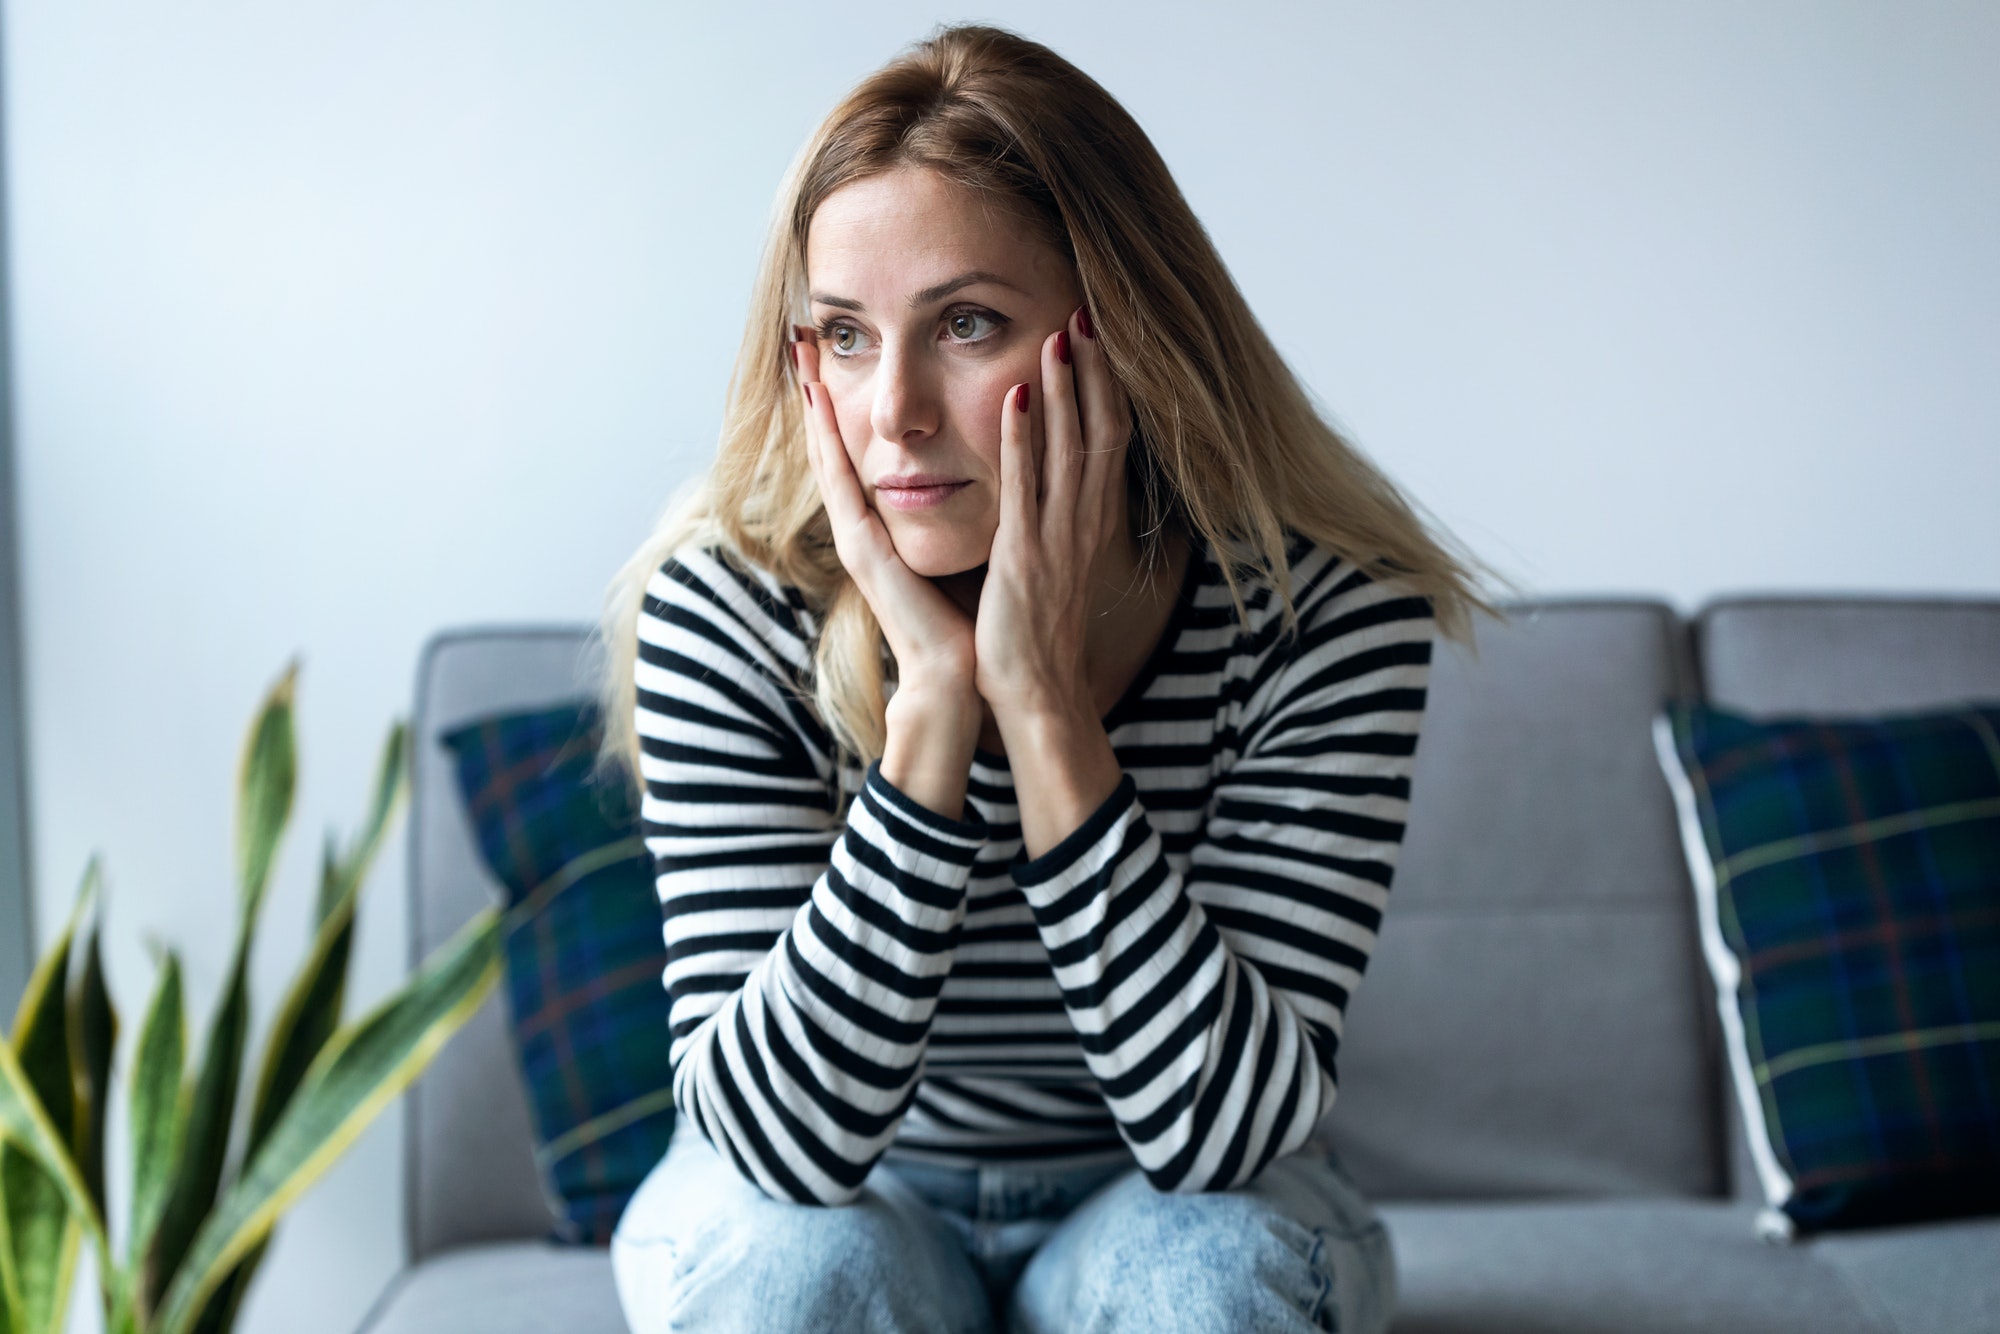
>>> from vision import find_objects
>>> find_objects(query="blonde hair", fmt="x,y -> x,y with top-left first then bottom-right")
598,22 -> 1511,802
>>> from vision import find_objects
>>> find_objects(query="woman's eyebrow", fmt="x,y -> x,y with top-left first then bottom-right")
906,269 -> 1028,307
809,269 -> 1029,313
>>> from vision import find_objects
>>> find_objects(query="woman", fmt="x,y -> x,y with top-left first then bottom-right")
598,22 -> 1500,1334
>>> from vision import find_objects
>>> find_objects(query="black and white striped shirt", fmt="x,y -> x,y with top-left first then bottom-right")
635,530 -> 1435,1205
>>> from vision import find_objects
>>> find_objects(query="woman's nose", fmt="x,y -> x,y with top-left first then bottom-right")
869,341 -> 940,446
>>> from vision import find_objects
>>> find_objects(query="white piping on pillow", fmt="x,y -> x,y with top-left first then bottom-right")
1651,711 -> 1798,1243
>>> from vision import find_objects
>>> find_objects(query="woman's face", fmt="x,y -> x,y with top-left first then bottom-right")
804,166 -> 1084,578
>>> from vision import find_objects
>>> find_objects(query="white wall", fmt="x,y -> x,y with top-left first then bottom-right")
7,2 -> 1996,1331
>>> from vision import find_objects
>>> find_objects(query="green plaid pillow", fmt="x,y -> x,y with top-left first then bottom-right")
1653,701 -> 2000,1238
442,700 -> 673,1245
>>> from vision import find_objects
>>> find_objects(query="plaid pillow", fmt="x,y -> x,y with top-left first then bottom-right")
441,700 -> 674,1245
1653,701 -> 2000,1239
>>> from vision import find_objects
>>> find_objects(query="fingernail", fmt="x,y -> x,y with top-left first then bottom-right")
1055,330 -> 1071,365
1014,383 -> 1030,413
790,323 -> 809,344
1077,306 -> 1095,339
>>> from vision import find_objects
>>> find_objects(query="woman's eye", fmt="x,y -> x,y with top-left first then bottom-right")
944,309 -> 1001,342
824,323 -> 872,356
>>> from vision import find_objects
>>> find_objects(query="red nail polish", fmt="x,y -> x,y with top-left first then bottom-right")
1055,330 -> 1071,365
1014,383 -> 1030,412
1077,306 -> 1095,339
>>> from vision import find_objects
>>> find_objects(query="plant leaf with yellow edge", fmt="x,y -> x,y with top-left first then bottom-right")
139,938 -> 249,1319
204,722 -> 408,1334
70,918 -> 118,1221
247,840 -> 352,1158
126,952 -> 184,1277
235,660 -> 298,925
152,908 -> 501,1334
9,857 -> 91,1136
0,1036 -> 105,1264
0,1152 -> 77,1334
317,722 -> 407,927
0,1195 -> 21,1334
2,859 -> 98,1334
250,719 -> 407,1156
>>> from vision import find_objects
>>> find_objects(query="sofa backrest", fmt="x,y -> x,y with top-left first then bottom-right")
1693,595 -> 2000,1201
402,598 -> 2000,1243
1696,596 -> 2000,716
405,626 -> 600,1262
1320,601 -> 1728,1201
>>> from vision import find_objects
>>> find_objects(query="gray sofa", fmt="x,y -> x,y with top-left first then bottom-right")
358,595 -> 2000,1334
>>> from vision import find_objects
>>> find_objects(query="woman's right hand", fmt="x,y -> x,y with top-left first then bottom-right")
796,330 -> 983,815
794,330 -> 977,701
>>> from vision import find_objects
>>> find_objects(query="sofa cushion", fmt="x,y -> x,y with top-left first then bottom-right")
441,699 -> 676,1245
1695,595 -> 2000,1207
1381,1199 -> 1890,1333
357,1243 -> 626,1334
1655,700 -> 2000,1238
1808,1212 -> 2000,1334
1325,602 -> 1725,1201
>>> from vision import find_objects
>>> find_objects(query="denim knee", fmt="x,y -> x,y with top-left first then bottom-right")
613,1130 -> 992,1334
1010,1158 -> 1396,1334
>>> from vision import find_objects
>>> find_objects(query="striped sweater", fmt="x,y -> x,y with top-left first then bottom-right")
635,530 -> 1436,1205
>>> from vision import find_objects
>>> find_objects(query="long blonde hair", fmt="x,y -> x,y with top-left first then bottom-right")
598,22 -> 1510,801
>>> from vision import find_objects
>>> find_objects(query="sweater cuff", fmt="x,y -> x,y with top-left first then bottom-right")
1009,773 -> 1138,890
863,757 -> 991,850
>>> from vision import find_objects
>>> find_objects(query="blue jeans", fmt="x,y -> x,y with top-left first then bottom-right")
610,1117 -> 1397,1332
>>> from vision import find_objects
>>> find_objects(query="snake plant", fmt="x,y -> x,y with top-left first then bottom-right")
0,661 -> 501,1334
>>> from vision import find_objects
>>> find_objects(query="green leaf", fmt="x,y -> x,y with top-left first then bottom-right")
126,953 -> 185,1277
2,861 -> 96,1334
309,834 -> 340,934
320,722 -> 408,927
248,721 -> 408,1158
184,1242 -> 259,1334
145,665 -> 302,1317
140,941 -> 250,1320
0,1034 -> 105,1265
0,1151 -> 79,1334
102,1277 -> 140,1334
0,1187 -> 21,1334
9,860 -> 89,1140
69,920 -> 118,1220
244,893 -> 353,1162
153,909 -> 503,1334
236,660 -> 299,926
190,721 -> 408,1334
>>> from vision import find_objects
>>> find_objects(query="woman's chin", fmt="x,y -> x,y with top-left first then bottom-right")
907,552 -> 989,580
889,528 -> 991,580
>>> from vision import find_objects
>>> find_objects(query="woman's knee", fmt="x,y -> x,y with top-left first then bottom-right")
613,1132 -> 990,1333
1012,1160 -> 1395,1334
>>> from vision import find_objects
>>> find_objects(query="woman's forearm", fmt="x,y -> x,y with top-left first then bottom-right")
994,703 -> 1125,860
880,680 -> 982,821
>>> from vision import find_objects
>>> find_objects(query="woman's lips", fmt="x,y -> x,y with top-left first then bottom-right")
875,481 -> 970,510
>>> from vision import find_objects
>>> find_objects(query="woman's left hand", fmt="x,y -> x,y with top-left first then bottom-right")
975,305 -> 1130,731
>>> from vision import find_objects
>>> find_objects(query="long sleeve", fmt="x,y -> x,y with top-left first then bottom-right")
636,546 -> 989,1206
1007,552 -> 1435,1192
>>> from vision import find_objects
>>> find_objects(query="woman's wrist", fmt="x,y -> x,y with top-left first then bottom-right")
993,704 -> 1125,860
880,683 -> 982,822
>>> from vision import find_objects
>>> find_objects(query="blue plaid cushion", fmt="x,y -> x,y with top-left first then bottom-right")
1654,701 -> 2000,1238
442,701 -> 673,1245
